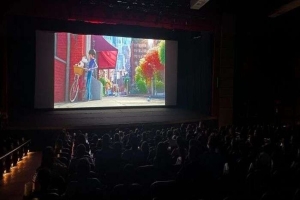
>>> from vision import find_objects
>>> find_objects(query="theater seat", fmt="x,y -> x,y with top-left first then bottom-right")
39,192 -> 60,200
135,165 -> 157,187
149,180 -> 177,200
58,157 -> 69,167
111,183 -> 143,200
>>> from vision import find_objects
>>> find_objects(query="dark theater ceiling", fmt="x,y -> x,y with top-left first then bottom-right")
1,0 -> 300,31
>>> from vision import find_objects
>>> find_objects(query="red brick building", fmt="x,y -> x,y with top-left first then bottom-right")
54,33 -> 88,103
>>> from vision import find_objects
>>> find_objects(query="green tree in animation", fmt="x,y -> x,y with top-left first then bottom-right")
135,66 -> 147,94
158,41 -> 165,65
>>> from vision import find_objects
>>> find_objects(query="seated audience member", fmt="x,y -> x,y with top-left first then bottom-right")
69,144 -> 93,175
54,139 -> 63,157
112,141 -> 123,169
114,133 -> 120,143
141,141 -> 150,164
90,134 -> 98,155
141,131 -> 148,145
148,134 -> 162,163
59,129 -> 72,149
166,130 -> 177,150
204,133 -> 226,180
65,158 -> 102,200
119,164 -> 136,185
122,135 -> 144,166
32,168 -> 60,199
171,136 -> 187,165
76,133 -> 90,153
176,144 -> 214,199
153,142 -> 172,169
186,144 -> 202,164
39,146 -> 67,178
96,138 -> 102,151
94,134 -> 115,174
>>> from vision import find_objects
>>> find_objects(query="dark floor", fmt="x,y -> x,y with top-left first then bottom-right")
7,108 -> 216,130
0,152 -> 42,200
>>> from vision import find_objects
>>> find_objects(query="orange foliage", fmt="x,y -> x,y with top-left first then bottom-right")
140,48 -> 164,80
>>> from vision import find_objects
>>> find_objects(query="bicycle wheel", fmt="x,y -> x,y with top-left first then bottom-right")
69,77 -> 79,102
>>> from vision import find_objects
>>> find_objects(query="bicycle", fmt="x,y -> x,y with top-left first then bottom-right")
69,65 -> 85,102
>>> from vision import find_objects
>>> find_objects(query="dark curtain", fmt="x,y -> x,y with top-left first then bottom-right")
7,16 -> 36,113
177,32 -> 213,115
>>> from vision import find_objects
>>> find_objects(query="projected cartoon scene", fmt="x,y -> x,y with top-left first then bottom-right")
54,33 -> 165,108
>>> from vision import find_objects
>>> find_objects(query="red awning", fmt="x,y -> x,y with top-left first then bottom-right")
92,36 -> 118,69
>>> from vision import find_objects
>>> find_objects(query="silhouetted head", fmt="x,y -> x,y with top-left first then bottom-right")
55,139 -> 63,150
207,133 -> 218,150
141,141 -> 149,154
176,136 -> 185,148
114,133 -> 120,142
41,146 -> 55,168
256,152 -> 272,171
154,135 -> 162,146
173,129 -> 180,137
156,142 -> 168,158
113,142 -> 122,156
141,132 -> 148,141
102,134 -> 111,148
123,164 -> 135,184
92,134 -> 98,144
77,134 -> 86,145
167,130 -> 173,139
186,131 -> 193,141
129,135 -> 139,150
76,144 -> 86,158
96,138 -> 102,149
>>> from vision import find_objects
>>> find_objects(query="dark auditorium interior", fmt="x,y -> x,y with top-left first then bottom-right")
1,0 -> 300,200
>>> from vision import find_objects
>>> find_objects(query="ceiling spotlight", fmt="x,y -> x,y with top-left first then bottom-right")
193,35 -> 202,39
190,0 -> 210,10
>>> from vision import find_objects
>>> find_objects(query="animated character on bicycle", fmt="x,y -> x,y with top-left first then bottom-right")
69,49 -> 98,102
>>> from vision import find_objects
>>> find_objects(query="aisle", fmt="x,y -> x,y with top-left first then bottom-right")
0,152 -> 42,200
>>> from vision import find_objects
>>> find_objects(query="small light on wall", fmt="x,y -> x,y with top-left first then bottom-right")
4,170 -> 6,174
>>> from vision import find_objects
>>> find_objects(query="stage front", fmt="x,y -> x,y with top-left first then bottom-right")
7,108 -> 217,131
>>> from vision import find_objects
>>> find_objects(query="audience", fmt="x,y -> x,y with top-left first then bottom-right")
31,122 -> 300,200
